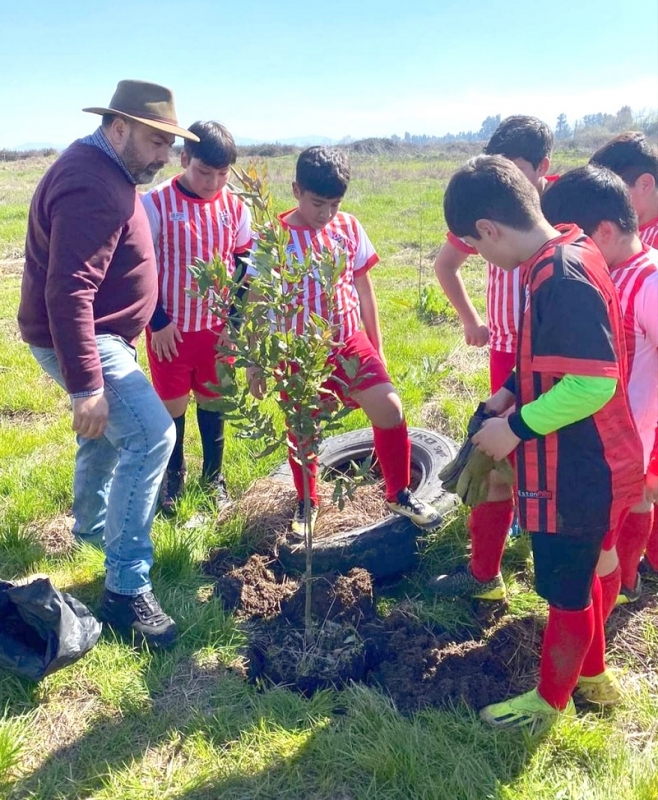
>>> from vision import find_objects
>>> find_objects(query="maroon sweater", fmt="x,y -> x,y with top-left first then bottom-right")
18,142 -> 157,395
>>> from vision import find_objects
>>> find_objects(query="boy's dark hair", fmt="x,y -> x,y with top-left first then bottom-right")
484,115 -> 554,169
541,165 -> 638,236
183,121 -> 237,168
590,132 -> 658,185
444,155 -> 543,238
296,146 -> 350,198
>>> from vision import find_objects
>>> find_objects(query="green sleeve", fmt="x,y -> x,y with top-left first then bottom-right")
520,375 -> 617,436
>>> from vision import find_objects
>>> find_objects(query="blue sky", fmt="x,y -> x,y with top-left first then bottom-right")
1,0 -> 656,148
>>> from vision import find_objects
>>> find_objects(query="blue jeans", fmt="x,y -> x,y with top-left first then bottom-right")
30,335 -> 175,595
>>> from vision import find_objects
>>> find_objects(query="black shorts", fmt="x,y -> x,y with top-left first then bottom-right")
531,529 -> 607,611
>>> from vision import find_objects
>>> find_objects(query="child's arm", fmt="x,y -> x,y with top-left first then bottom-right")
474,374 -> 617,461
647,429 -> 658,504
434,239 -> 489,346
354,272 -> 385,364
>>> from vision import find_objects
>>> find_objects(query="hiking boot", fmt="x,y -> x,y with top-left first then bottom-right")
428,564 -> 506,600
480,688 -> 575,733
615,573 -> 642,606
576,669 -> 621,706
290,500 -> 319,539
159,467 -> 186,516
207,473 -> 231,510
99,589 -> 178,649
387,488 -> 442,530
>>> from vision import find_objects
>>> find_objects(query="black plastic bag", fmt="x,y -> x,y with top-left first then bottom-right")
0,575 -> 102,681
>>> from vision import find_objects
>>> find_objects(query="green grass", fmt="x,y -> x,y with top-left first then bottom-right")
0,149 -> 657,799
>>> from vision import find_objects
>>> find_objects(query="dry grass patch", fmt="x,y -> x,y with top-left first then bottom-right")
222,476 -> 390,546
25,513 -> 75,555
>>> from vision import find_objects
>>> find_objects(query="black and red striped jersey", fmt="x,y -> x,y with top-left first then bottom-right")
514,224 -> 644,534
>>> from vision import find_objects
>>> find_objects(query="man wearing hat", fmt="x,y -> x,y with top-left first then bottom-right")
18,80 -> 199,649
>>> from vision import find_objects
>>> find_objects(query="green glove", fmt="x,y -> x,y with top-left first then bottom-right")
453,449 -> 515,508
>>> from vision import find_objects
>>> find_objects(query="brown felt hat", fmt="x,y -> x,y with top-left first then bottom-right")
83,79 -> 199,141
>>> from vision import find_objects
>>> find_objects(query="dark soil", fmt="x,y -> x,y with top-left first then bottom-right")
211,553 -> 542,712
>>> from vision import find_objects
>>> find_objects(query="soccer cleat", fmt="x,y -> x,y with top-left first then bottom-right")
638,557 -> 658,578
99,589 -> 178,649
428,565 -> 506,600
159,467 -> 186,516
290,500 -> 319,539
480,688 -> 575,733
576,669 -> 621,706
615,573 -> 642,606
387,488 -> 442,530
207,473 -> 231,509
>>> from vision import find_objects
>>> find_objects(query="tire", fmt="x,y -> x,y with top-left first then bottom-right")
271,427 -> 459,578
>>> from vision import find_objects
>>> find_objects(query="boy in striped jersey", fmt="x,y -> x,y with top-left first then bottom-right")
142,121 -> 252,513
443,155 -> 644,731
590,133 -> 658,579
541,165 -> 658,609
247,146 -> 440,535
432,116 -> 557,601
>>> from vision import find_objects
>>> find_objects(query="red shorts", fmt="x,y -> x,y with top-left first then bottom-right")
281,330 -> 392,408
489,348 -> 516,394
146,326 -> 229,401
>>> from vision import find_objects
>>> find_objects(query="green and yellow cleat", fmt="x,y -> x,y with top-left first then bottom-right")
480,688 -> 575,733
576,669 -> 621,706
615,574 -> 642,606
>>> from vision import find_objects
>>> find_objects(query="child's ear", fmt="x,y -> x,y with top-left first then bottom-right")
292,181 -> 302,201
537,157 -> 550,178
592,220 -> 615,244
636,172 -> 656,196
180,150 -> 189,169
475,219 -> 499,240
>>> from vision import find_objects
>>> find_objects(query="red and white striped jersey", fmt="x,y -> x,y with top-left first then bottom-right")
445,175 -> 559,354
142,177 -> 252,332
609,244 -> 658,470
639,216 -> 658,249
257,209 -> 379,341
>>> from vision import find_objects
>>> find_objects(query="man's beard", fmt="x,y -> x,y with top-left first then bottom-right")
121,134 -> 165,185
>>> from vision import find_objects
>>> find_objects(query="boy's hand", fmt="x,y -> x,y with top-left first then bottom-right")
646,471 -> 658,505
484,387 -> 515,417
151,323 -> 183,362
247,365 -> 266,399
472,417 -> 520,461
463,320 -> 489,347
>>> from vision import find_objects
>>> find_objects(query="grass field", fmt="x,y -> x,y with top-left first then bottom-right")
1,147 -> 657,800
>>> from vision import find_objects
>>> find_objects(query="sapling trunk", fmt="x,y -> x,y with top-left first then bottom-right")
299,442 -> 314,646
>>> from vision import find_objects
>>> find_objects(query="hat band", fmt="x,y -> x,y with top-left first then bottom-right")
113,108 -> 178,126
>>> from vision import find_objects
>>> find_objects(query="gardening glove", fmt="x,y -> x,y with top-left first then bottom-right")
439,402 -> 496,493
453,449 -> 514,508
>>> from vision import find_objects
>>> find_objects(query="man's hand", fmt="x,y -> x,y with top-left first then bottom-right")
150,323 -> 183,362
246,365 -> 266,399
463,320 -> 489,347
472,417 -> 520,461
646,471 -> 658,505
484,387 -> 515,417
72,393 -> 109,439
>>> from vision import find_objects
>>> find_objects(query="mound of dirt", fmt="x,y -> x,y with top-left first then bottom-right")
213,554 -> 543,711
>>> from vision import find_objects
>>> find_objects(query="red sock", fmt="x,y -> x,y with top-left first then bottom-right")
469,499 -> 514,582
617,511 -> 653,589
644,507 -> 658,569
372,422 -> 411,502
600,564 -> 621,622
580,575 -> 606,678
538,603 -> 594,709
287,432 -> 318,504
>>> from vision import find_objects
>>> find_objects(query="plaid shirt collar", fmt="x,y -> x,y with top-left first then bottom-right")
78,127 -> 136,185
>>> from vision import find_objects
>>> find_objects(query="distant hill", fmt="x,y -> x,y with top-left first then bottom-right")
234,135 -> 338,147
